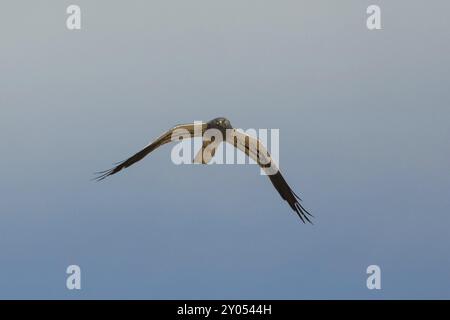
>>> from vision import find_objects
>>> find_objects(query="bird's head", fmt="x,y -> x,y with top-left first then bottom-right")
207,117 -> 233,133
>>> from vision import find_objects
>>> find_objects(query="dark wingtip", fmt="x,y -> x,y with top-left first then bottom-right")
92,170 -> 112,182
92,159 -> 128,182
292,189 -> 314,219
92,166 -> 119,182
296,209 -> 306,224
294,201 -> 313,224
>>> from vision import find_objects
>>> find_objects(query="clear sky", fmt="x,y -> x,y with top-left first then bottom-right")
0,1 -> 449,299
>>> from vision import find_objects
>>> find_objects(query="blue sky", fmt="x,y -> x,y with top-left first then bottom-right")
0,1 -> 449,299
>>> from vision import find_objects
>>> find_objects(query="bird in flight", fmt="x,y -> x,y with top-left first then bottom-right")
95,117 -> 312,223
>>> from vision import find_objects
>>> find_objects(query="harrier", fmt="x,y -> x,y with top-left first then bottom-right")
95,117 -> 312,223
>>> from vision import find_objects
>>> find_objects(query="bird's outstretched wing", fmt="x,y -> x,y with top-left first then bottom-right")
226,129 -> 312,223
94,122 -> 207,181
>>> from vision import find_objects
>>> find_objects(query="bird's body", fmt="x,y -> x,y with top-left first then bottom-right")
95,117 -> 312,223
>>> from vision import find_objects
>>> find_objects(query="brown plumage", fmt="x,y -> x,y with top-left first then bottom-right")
95,117 -> 312,223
